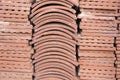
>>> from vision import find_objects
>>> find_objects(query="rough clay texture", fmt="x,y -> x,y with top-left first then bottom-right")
0,0 -> 120,80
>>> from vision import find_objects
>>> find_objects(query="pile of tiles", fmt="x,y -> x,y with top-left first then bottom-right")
77,0 -> 119,80
0,0 -> 33,80
30,0 -> 79,80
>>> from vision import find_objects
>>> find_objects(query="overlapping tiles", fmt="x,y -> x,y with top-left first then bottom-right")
116,7 -> 120,80
0,0 -> 33,80
77,0 -> 119,79
0,0 -> 119,80
30,0 -> 78,80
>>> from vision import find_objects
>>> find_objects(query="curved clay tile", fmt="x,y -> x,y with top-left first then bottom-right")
35,62 -> 76,72
34,47 -> 76,60
33,54 -> 77,66
32,13 -> 76,25
33,28 -> 76,40
33,25 -> 75,34
35,62 -> 75,74
30,5 -> 75,18
35,24 -> 76,33
34,40 -> 75,51
31,0 -> 72,12
37,70 -> 77,80
31,9 -> 76,22
33,16 -> 74,25
36,42 -> 75,55
35,41 -> 75,52
34,0 -> 79,7
34,42 -> 75,52
34,60 -> 76,72
35,64 -> 75,75
31,7 -> 75,17
35,42 -> 75,53
33,36 -> 76,47
35,73 -> 71,80
34,32 -> 72,42
36,68 -> 76,80
36,64 -> 75,77
33,17 -> 76,29
32,2 -> 71,13
34,18 -> 77,31
32,35 -> 76,45
33,52 -> 75,64
33,13 -> 72,25
34,59 -> 75,70
36,44 -> 75,59
34,23 -> 76,32
34,55 -> 77,66
33,31 -> 72,40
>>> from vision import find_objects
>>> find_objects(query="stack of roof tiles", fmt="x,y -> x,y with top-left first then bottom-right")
77,0 -> 119,80
116,5 -> 120,80
0,0 -> 33,80
29,0 -> 79,80
0,0 -> 119,80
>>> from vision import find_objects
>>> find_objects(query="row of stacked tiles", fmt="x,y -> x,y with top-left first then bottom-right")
0,0 -> 33,80
30,0 -> 79,80
78,0 -> 120,80
116,13 -> 120,79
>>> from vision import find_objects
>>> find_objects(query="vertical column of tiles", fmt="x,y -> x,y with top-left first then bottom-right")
0,0 -> 33,80
77,0 -> 118,80
30,0 -> 79,80
116,4 -> 120,80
